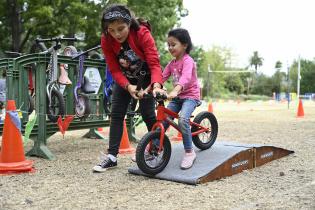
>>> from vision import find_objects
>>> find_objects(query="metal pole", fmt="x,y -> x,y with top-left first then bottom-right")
207,64 -> 211,97
287,63 -> 290,109
297,55 -> 301,99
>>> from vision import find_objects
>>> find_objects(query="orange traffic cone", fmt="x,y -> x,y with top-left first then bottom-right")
208,102 -> 213,113
0,100 -> 34,174
296,99 -> 304,118
171,131 -> 182,141
119,120 -> 135,154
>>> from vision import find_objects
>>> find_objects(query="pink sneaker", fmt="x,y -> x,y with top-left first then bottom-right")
180,150 -> 196,169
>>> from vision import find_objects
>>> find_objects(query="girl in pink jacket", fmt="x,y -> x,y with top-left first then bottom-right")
163,28 -> 201,169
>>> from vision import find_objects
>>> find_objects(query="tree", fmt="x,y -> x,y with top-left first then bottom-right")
247,51 -> 264,94
275,60 -> 282,70
249,51 -> 263,73
270,61 -> 284,93
0,0 -> 184,54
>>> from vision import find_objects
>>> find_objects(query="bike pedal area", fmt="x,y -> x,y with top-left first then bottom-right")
128,141 -> 294,185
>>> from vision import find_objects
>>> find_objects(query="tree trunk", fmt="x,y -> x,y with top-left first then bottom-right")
7,0 -> 21,52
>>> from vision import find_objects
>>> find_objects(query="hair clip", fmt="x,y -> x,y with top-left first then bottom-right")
104,11 -> 131,22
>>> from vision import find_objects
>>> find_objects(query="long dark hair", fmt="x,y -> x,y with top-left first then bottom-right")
168,28 -> 193,54
101,4 -> 140,35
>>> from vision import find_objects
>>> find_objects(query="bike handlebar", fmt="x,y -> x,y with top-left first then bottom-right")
36,37 -> 82,43
155,92 -> 168,100
142,92 -> 168,101
4,51 -> 23,58
72,45 -> 101,59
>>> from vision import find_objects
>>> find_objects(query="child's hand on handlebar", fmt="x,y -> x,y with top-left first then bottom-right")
167,84 -> 182,100
167,90 -> 178,100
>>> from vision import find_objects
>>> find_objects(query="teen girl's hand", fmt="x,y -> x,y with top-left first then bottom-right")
119,58 -> 129,68
127,84 -> 140,99
137,86 -> 150,99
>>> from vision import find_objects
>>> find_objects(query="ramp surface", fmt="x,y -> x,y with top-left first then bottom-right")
128,141 -> 293,185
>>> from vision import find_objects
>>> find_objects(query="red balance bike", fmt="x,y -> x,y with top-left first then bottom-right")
135,94 -> 218,175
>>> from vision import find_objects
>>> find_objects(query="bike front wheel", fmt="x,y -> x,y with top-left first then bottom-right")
191,111 -> 218,150
47,88 -> 65,122
136,131 -> 171,175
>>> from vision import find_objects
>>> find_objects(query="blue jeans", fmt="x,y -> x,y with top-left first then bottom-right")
163,98 -> 201,151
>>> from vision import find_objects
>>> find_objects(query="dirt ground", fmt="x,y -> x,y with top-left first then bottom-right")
0,100 -> 314,210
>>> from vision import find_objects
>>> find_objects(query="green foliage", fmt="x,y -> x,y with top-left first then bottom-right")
1,0 -> 312,99
0,0 -> 183,53
275,60 -> 282,69
251,74 -> 273,95
224,73 -> 245,94
270,70 -> 286,93
200,46 -> 247,98
127,0 -> 184,67
290,58 -> 315,94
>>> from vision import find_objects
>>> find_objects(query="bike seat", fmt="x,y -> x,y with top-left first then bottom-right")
82,76 -> 95,94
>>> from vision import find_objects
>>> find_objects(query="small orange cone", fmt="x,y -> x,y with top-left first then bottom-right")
119,120 -> 135,154
208,102 -> 213,113
296,99 -> 304,118
0,100 -> 34,174
171,131 -> 182,141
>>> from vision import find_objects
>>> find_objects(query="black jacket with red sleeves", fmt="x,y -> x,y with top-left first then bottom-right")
101,25 -> 162,89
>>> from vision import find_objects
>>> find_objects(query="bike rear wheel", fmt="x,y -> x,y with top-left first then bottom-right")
47,88 -> 65,122
28,94 -> 35,114
103,94 -> 112,114
75,94 -> 91,119
191,111 -> 218,150
136,131 -> 171,175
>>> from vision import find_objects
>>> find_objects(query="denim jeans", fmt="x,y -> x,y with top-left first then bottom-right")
108,83 -> 156,156
163,98 -> 201,151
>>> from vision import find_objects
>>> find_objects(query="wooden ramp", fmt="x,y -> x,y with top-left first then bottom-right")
128,141 -> 294,185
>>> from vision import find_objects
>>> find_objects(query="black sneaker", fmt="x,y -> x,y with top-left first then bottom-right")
93,155 -> 117,172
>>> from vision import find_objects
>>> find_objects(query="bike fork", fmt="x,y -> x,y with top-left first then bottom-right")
152,122 -> 166,153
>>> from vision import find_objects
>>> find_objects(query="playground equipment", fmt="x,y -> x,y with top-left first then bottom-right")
135,93 -> 218,175
129,141 -> 294,185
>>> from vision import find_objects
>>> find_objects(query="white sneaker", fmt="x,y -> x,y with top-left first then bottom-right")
93,153 -> 117,172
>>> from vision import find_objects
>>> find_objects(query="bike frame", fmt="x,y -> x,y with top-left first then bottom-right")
151,100 -> 210,153
37,37 -> 79,105
72,45 -> 101,103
